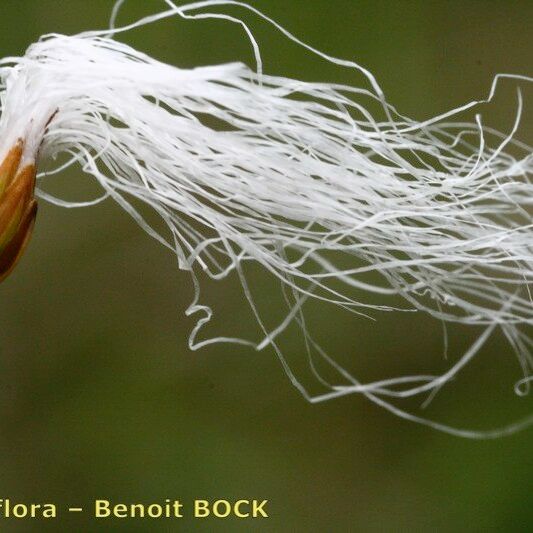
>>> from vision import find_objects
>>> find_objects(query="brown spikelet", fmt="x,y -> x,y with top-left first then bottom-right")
0,140 -> 23,196
0,142 -> 37,283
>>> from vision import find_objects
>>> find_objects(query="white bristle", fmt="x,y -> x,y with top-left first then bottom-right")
0,1 -> 531,437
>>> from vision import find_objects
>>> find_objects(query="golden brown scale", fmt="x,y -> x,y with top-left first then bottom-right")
0,139 -> 38,283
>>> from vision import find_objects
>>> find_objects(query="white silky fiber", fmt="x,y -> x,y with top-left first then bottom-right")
0,1 -> 531,437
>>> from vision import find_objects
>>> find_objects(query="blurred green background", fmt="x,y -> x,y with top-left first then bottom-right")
0,0 -> 532,531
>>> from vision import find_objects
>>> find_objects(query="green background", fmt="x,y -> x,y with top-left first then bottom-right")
0,0 -> 531,531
